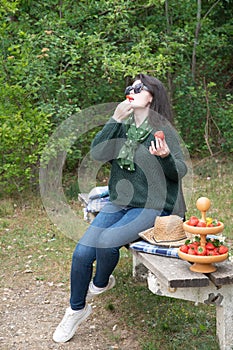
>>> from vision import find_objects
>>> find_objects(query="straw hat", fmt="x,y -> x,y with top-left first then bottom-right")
139,215 -> 188,247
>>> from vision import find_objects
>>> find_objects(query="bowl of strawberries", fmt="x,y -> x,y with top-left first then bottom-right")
178,236 -> 228,273
178,197 -> 228,273
183,215 -> 224,235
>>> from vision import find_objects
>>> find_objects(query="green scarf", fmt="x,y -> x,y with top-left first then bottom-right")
117,115 -> 153,171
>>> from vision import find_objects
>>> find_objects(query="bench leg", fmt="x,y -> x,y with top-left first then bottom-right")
132,254 -> 148,282
216,284 -> 233,350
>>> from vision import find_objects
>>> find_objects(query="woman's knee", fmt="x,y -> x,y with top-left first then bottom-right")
96,246 -> 120,260
72,243 -> 96,266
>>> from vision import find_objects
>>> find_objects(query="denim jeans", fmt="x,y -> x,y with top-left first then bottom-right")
70,202 -> 170,310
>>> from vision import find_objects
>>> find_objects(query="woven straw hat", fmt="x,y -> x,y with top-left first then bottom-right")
139,215 -> 188,247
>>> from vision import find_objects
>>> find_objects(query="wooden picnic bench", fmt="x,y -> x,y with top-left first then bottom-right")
78,192 -> 233,350
132,250 -> 233,350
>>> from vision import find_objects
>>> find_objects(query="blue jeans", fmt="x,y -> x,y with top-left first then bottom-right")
70,202 -> 170,310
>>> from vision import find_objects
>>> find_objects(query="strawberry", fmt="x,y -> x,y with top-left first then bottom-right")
154,131 -> 165,140
197,246 -> 207,256
188,247 -> 197,255
213,250 -> 220,256
206,242 -> 215,250
218,245 -> 228,254
206,249 -> 215,256
126,95 -> 134,101
180,245 -> 189,253
187,216 -> 199,226
188,243 -> 198,250
197,221 -> 207,227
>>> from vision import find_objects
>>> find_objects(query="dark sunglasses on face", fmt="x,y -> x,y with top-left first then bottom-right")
125,83 -> 149,96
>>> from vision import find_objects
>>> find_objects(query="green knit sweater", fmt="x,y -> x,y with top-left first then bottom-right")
91,117 -> 187,216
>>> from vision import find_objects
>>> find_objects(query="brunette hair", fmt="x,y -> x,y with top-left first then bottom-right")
134,74 -> 173,125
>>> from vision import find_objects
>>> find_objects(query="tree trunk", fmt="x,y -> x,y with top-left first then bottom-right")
165,0 -> 174,104
192,0 -> 202,82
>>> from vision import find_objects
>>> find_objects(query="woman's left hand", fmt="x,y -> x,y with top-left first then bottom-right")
149,138 -> 170,158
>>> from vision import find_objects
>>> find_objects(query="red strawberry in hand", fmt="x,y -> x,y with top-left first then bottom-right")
154,131 -> 165,140
126,95 -> 134,101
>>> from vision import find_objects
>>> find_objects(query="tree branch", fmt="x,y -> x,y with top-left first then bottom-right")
203,77 -> 213,156
203,0 -> 221,20
192,0 -> 201,81
191,0 -> 221,81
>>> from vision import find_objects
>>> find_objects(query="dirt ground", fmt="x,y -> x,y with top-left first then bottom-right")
0,273 -> 140,350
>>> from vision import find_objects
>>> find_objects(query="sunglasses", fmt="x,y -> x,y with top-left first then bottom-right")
124,83 -> 149,96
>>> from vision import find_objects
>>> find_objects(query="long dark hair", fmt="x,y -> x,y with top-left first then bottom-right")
134,74 -> 173,126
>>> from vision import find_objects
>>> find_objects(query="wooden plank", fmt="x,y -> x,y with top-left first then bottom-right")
208,260 -> 233,287
132,250 -> 210,288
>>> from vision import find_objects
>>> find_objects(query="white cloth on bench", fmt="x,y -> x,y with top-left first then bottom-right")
130,240 -> 179,258
86,186 -> 109,213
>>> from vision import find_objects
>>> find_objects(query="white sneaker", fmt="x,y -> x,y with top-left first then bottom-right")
53,304 -> 92,343
86,275 -> 115,301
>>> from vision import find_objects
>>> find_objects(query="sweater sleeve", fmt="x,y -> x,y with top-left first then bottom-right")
91,117 -> 125,162
156,127 -> 188,182
159,153 -> 187,181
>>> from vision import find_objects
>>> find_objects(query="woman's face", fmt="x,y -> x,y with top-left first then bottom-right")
126,79 -> 153,109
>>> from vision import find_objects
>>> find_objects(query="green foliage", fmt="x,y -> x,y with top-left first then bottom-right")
0,84 -> 51,194
0,0 -> 232,195
174,78 -> 233,155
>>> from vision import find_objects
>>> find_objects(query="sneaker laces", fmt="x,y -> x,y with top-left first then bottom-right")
59,309 -> 79,334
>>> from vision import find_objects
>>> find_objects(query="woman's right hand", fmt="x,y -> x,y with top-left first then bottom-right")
112,100 -> 134,122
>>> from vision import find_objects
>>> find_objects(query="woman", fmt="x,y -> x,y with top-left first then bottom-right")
53,74 -> 187,343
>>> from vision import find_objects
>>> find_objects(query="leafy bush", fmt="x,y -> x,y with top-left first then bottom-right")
0,0 -> 232,195
174,79 -> 233,155
0,84 -> 51,194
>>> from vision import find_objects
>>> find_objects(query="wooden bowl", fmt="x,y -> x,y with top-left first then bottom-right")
183,221 -> 224,235
178,249 -> 228,273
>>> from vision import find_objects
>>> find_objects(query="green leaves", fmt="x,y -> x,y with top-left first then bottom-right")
0,0 -> 232,195
0,104 -> 51,194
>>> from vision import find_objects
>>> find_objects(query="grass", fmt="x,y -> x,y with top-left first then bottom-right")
113,249 -> 219,350
1,154 -> 232,349
186,155 -> 233,242
0,197 -> 76,287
